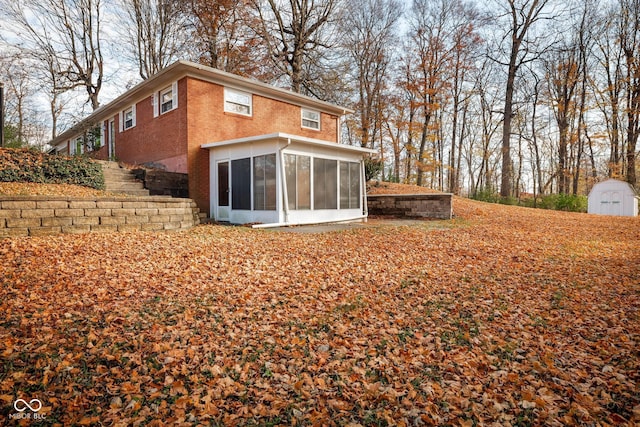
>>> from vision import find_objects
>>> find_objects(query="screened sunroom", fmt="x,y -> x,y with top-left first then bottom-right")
203,133 -> 376,227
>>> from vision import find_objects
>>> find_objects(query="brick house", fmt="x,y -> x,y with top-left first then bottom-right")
49,60 -> 374,226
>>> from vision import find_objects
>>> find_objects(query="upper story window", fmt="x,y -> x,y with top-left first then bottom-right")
302,109 -> 320,130
161,86 -> 173,113
120,104 -> 136,132
155,82 -> 178,116
224,87 -> 252,116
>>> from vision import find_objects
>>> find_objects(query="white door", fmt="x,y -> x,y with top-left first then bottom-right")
610,191 -> 622,216
601,191 -> 623,216
217,161 -> 230,221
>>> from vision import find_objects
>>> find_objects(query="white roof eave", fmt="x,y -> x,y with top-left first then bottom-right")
201,133 -> 376,155
50,60 -> 354,147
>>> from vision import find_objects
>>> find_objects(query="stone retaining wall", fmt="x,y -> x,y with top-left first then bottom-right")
367,194 -> 453,219
0,196 -> 201,238
132,169 -> 189,198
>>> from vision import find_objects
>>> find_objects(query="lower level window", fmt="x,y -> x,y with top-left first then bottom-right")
253,154 -> 277,210
313,158 -> 338,209
285,154 -> 311,210
340,161 -> 361,209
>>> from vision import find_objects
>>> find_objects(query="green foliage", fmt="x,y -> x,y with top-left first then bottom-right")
471,188 -> 587,213
498,196 -> 519,206
364,157 -> 384,182
471,188 -> 500,203
0,148 -> 105,190
538,194 -> 587,212
2,124 -> 24,148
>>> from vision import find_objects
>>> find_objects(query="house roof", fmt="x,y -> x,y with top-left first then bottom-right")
50,60 -> 355,147
201,132 -> 377,155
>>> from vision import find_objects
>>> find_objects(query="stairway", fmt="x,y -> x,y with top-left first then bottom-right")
97,161 -> 150,197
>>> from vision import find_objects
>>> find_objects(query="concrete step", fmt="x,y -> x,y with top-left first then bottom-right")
105,182 -> 147,191
95,160 -> 123,169
102,168 -> 136,175
117,189 -> 151,196
99,161 -> 149,196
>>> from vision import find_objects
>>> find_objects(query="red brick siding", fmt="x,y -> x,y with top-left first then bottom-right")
82,76 -> 340,216
185,77 -> 340,215
113,79 -> 188,168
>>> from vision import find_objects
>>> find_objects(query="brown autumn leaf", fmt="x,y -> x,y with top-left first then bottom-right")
0,189 -> 638,425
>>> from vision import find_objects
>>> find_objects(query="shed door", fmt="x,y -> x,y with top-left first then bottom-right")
217,161 -> 230,221
609,191 -> 622,215
601,191 -> 622,216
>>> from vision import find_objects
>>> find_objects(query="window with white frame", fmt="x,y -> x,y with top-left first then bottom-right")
313,158 -> 338,209
224,87 -> 252,116
253,154 -> 277,210
301,109 -> 320,130
284,154 -> 311,210
339,161 -> 361,209
160,86 -> 174,113
123,106 -> 135,130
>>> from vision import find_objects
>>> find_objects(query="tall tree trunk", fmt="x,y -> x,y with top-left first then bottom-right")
499,0 -> 552,197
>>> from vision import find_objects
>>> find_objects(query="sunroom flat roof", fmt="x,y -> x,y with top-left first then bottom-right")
201,133 -> 376,155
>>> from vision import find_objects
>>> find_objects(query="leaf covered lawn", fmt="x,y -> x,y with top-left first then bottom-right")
1,198 -> 639,426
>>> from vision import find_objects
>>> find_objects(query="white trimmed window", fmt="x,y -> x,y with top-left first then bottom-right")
160,86 -> 173,113
155,82 -> 178,116
120,105 -> 136,131
302,109 -> 320,130
224,87 -> 252,116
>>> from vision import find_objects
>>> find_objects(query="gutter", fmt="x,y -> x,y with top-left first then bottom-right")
361,158 -> 368,221
279,138 -> 292,224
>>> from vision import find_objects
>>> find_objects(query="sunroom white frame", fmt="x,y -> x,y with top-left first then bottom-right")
203,133 -> 376,227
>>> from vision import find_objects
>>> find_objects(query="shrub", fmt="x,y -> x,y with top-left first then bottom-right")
538,194 -> 587,213
469,189 -> 588,213
554,193 -> 587,212
364,157 -> 384,182
471,188 -> 500,203
0,148 -> 105,190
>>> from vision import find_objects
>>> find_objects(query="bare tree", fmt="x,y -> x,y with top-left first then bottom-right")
490,0 -> 555,197
446,0 -> 483,194
618,0 -> 640,186
188,0 -> 268,78
0,53 -> 32,146
404,0 -> 456,186
339,0 -> 402,150
593,4 -> 625,178
120,0 -> 187,80
1,0 -> 105,110
545,47 -> 580,194
253,0 -> 339,94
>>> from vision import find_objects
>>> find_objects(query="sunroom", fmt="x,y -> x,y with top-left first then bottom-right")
202,133 -> 376,227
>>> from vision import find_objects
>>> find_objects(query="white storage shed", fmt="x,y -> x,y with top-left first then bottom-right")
587,179 -> 639,217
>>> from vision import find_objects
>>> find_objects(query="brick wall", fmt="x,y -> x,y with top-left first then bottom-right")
185,77 -> 342,216
0,196 -> 201,238
367,194 -> 453,220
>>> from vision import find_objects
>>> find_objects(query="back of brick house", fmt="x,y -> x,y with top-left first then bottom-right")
50,61 -> 352,218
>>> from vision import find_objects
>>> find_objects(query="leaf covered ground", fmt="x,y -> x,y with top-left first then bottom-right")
0,182 -> 125,198
1,197 -> 639,426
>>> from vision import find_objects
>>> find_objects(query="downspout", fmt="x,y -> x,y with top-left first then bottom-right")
279,137 -> 292,225
361,158 -> 368,222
